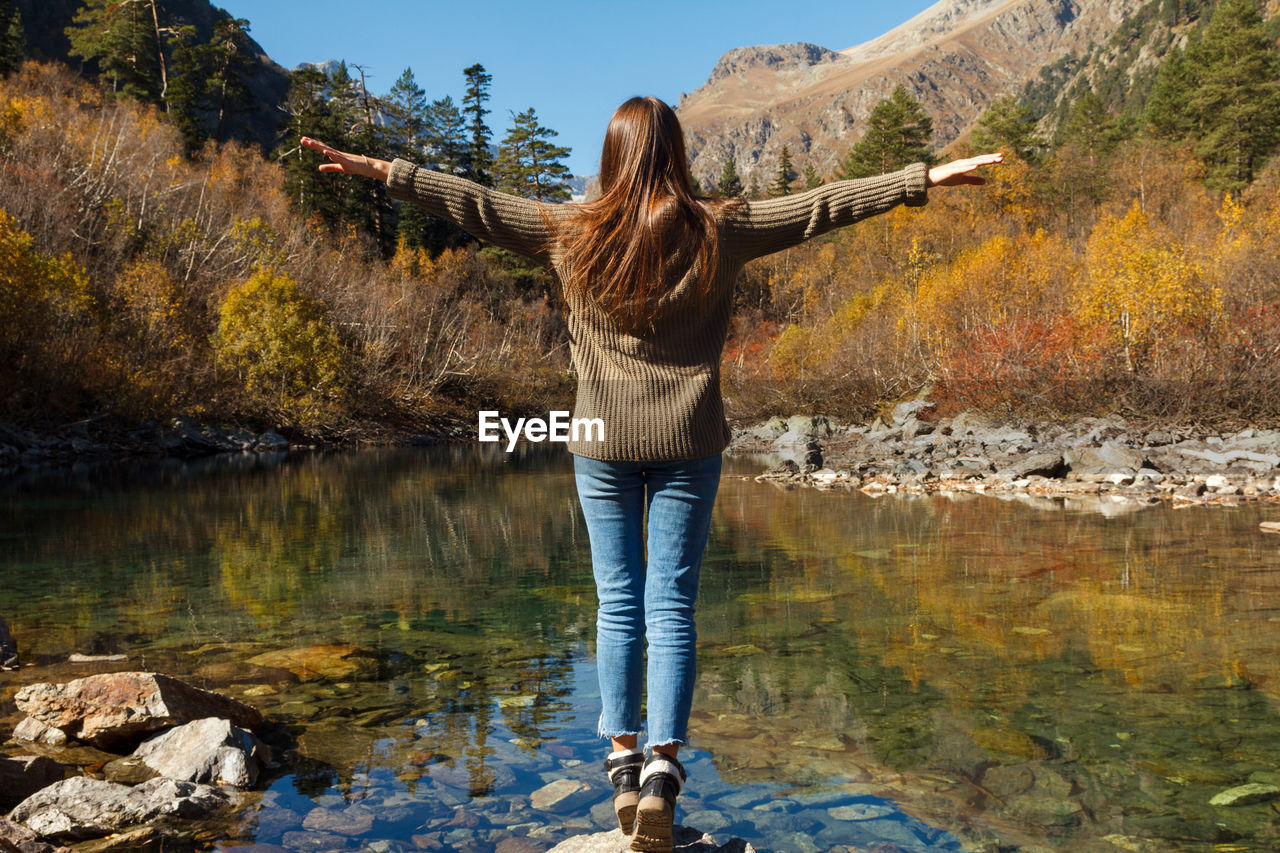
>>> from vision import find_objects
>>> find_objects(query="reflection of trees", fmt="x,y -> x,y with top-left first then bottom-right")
694,476 -> 1280,849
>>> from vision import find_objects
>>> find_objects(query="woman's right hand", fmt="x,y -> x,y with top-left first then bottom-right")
300,137 -> 392,183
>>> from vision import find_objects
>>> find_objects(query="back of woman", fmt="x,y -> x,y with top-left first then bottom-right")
302,98 -> 999,853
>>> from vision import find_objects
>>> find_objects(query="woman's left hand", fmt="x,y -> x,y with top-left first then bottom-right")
300,136 -> 392,183
926,152 -> 1004,188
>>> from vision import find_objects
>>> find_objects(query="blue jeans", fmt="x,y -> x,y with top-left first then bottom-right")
573,453 -> 723,748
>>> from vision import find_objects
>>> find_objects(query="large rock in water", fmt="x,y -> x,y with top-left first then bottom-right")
0,818 -> 73,853
131,717 -> 270,786
0,753 -> 65,807
7,776 -> 233,841
14,672 -> 263,749
547,827 -> 755,852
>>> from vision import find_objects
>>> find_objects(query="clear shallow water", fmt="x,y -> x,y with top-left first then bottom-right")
2,447 -> 1279,852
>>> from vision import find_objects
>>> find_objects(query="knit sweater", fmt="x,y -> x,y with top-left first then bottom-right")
386,158 -> 929,461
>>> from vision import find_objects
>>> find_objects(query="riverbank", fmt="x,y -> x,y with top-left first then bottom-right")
729,402 -> 1280,503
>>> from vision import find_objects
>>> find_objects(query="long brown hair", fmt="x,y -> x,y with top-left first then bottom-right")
552,97 -> 728,330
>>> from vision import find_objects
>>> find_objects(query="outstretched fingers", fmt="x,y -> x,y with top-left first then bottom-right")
927,152 -> 1004,188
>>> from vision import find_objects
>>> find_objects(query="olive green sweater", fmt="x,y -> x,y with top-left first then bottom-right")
386,158 -> 929,461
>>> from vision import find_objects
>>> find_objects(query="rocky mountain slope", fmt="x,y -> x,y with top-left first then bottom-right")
676,0 -> 1147,187
14,0 -> 290,151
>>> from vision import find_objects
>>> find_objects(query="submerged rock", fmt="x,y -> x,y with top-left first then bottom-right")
14,672 -> 263,749
547,826 -> 755,852
130,717 -> 270,787
1209,782 -> 1280,807
8,776 -> 233,841
529,778 -> 594,812
246,645 -> 380,682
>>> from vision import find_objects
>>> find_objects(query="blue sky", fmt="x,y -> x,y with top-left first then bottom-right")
216,1 -> 938,176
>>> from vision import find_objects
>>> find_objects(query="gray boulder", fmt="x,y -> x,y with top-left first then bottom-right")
0,754 -> 65,807
997,452 -> 1065,481
0,818 -> 72,853
14,672 -> 262,749
1066,441 -> 1146,478
131,717 -> 270,787
8,776 -> 232,841
12,718 -> 68,746
547,826 -> 755,853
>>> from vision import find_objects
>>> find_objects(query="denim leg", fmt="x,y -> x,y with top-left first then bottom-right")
573,455 -> 645,738
642,454 -> 722,748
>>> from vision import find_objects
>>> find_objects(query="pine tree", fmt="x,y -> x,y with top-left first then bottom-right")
839,85 -> 933,180
207,17 -> 254,141
426,95 -> 467,174
746,174 -> 761,200
0,0 -> 25,77
388,68 -> 428,158
717,157 -> 742,197
66,0 -> 162,102
278,65 -> 349,229
1060,90 -> 1122,165
462,63 -> 493,186
1183,0 -> 1280,190
802,163 -> 822,190
165,25 -> 208,154
1145,46 -> 1195,141
494,107 -> 572,201
972,95 -> 1043,162
769,145 -> 795,196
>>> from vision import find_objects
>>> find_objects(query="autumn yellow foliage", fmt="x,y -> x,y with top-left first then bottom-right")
1074,202 -> 1219,371
213,269 -> 348,418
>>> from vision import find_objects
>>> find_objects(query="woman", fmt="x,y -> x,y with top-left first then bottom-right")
303,97 -> 999,852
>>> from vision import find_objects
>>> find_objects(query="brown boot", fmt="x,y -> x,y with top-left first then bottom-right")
604,748 -> 644,833
629,752 -> 685,852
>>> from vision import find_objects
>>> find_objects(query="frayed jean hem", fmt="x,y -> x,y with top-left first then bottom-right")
645,737 -> 686,750
597,712 -> 641,740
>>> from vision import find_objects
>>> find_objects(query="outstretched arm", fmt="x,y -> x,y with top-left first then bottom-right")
723,153 -> 1004,262
299,137 -> 556,260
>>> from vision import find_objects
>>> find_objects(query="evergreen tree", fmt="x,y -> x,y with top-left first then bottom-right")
1060,90 -> 1123,164
1145,46 -> 1196,141
687,168 -> 702,195
278,65 -> 349,228
426,95 -> 467,174
839,85 -> 933,180
769,145 -> 795,196
972,95 -> 1043,162
0,0 -> 25,77
165,25 -> 208,154
717,157 -> 742,197
802,163 -> 822,190
207,17 -> 254,141
746,174 -> 761,200
388,67 -> 428,158
462,63 -> 493,185
494,107 -> 572,201
66,0 -> 162,102
1183,0 -> 1280,190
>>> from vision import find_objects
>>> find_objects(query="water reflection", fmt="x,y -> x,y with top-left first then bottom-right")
2,447 -> 1279,851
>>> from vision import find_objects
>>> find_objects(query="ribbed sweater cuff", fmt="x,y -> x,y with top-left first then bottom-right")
386,158 -> 418,202
903,162 -> 929,207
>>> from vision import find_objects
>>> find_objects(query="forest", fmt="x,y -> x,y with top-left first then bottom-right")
0,0 -> 1278,444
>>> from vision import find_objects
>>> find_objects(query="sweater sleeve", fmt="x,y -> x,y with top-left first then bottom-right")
385,158 -> 556,260
722,162 -> 928,262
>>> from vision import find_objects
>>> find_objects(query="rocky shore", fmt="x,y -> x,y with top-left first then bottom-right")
731,402 -> 1280,504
